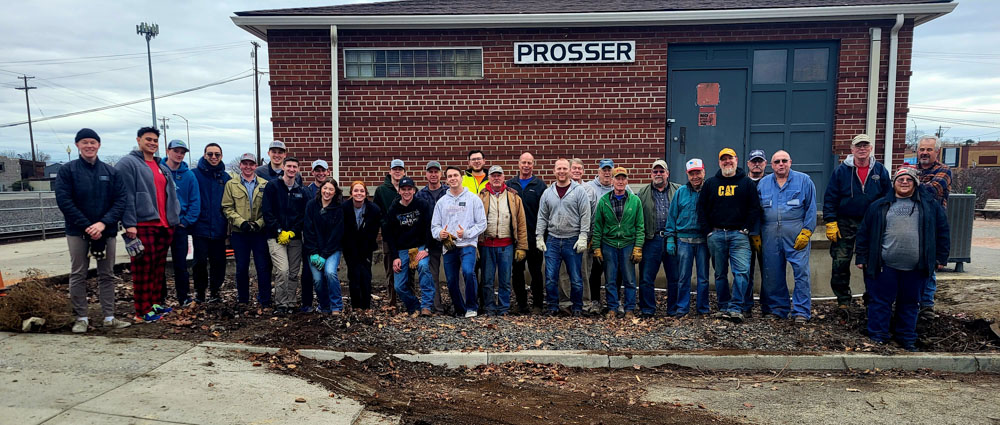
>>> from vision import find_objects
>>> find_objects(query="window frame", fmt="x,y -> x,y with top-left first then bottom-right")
342,46 -> 485,80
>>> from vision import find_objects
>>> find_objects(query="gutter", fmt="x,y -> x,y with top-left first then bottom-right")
231,3 -> 955,37
866,27 -> 882,141
330,25 -> 340,181
884,14 -> 905,171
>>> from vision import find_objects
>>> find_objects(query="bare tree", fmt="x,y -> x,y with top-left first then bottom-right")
905,127 -> 925,152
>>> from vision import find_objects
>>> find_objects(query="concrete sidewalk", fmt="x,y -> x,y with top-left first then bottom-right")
0,332 -> 366,425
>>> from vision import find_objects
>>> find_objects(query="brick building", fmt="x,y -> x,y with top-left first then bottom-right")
232,0 -> 955,197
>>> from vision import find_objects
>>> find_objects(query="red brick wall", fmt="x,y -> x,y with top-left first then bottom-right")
267,20 -> 914,186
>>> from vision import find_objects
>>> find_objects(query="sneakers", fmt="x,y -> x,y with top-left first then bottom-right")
421,308 -> 433,317
919,307 -> 939,321
531,306 -> 543,315
72,319 -> 88,333
837,304 -> 851,324
712,311 -> 730,319
135,312 -> 162,323
726,311 -> 744,323
605,310 -> 617,320
572,310 -> 583,317
207,297 -> 223,304
181,298 -> 196,308
151,304 -> 173,315
103,318 -> 132,329
793,315 -> 808,325
624,311 -> 636,320
464,310 -> 478,318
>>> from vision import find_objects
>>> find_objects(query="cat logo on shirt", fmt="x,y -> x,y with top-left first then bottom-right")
718,185 -> 737,196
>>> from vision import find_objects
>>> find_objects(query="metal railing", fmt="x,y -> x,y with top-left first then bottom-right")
0,191 -> 64,240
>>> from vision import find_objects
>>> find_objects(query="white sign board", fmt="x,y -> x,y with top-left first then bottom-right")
514,41 -> 635,65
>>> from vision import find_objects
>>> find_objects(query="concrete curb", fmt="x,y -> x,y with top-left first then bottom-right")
196,341 -> 1000,374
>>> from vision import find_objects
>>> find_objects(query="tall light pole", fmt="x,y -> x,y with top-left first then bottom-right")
136,22 -> 159,129
172,113 -> 191,165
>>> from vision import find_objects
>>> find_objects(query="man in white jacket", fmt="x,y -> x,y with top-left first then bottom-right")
432,166 -> 487,317
536,158 -> 591,316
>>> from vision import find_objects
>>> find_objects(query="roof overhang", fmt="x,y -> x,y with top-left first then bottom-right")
232,2 -> 956,40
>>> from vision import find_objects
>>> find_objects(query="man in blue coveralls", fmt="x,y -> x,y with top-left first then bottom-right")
757,150 -> 817,324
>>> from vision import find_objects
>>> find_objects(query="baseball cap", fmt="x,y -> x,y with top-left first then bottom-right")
612,167 -> 628,177
311,159 -> 329,170
892,167 -> 918,183
426,160 -> 441,170
398,176 -> 416,188
166,139 -> 188,152
599,159 -> 614,169
749,149 -> 766,161
390,159 -> 405,169
686,158 -> 705,172
268,140 -> 287,151
239,153 -> 256,163
852,134 -> 871,146
488,165 -> 504,175
718,148 -> 737,159
651,159 -> 668,169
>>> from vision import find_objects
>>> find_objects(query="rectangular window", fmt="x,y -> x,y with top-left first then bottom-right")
344,48 -> 483,79
942,147 -> 959,167
752,49 -> 787,84
979,155 -> 997,165
793,48 -> 829,82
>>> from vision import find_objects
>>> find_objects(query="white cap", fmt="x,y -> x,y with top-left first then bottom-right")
685,158 -> 704,172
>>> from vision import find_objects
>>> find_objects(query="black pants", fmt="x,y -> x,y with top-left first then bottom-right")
192,235 -> 227,300
346,252 -> 373,309
300,253 -> 314,309
588,258 -> 604,306
513,242 -> 544,311
164,226 -> 191,303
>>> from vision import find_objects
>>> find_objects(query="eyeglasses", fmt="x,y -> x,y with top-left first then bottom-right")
772,159 -> 789,164
896,177 -> 915,183
651,169 -> 666,174
854,143 -> 871,149
205,152 -> 221,158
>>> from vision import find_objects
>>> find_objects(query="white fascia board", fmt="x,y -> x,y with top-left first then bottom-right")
231,2 -> 956,39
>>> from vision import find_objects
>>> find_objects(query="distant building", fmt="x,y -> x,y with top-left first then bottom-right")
44,163 -> 63,179
0,156 -> 46,191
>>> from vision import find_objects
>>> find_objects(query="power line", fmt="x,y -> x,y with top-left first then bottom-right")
0,42 -> 248,66
910,115 -> 1000,129
0,72 -> 253,128
910,105 -> 1000,115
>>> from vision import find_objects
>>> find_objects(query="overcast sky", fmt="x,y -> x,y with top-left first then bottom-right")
0,0 -> 995,165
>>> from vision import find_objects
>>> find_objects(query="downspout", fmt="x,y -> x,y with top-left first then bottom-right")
865,27 -> 881,141
330,25 -> 340,181
884,14 -> 904,171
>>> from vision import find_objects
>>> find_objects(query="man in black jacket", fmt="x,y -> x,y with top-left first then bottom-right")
56,128 -> 130,333
696,148 -> 762,322
384,177 -> 435,316
262,157 -> 308,314
855,167 -> 949,351
506,152 -> 547,314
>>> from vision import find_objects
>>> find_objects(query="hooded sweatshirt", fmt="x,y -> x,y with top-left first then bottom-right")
697,167 -> 761,233
822,154 -> 891,222
115,150 -> 180,228
191,157 -> 232,239
373,173 -> 400,224
431,187 -> 487,250
384,196 -> 432,260
537,180 -> 591,240
161,158 -> 201,228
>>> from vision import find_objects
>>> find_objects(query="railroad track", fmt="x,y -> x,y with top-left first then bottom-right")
0,227 -> 65,244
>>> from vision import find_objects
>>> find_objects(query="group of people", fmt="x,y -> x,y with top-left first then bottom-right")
58,127 -> 952,349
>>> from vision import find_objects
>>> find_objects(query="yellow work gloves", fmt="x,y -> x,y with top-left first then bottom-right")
593,248 -> 603,263
825,222 -> 840,243
277,230 -> 295,245
793,229 -> 813,251
750,235 -> 762,253
514,249 -> 527,262
630,246 -> 643,264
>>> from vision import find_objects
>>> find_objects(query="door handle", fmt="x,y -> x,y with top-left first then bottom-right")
679,126 -> 686,155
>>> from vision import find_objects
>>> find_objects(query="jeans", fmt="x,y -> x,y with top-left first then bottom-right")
167,225 -> 191,302
192,236 -> 226,301
481,245 -> 514,314
707,230 -> 751,314
310,251 -> 343,312
231,231 -> 272,306
603,243 -> 637,312
443,245 -> 478,314
921,271 -> 937,309
675,240 -> 710,315
396,246 -> 436,313
746,244 -> 767,313
638,235 -> 679,315
865,266 -> 922,346
544,236 -> 583,312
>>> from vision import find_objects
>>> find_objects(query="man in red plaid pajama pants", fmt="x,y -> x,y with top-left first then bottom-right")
115,126 -> 181,322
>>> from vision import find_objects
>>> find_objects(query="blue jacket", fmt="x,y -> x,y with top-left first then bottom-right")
416,184 -> 448,250
262,178 -> 308,239
161,159 -> 200,228
855,189 -> 950,278
54,156 -> 126,239
191,157 -> 231,239
665,183 -> 704,239
822,155 -> 891,222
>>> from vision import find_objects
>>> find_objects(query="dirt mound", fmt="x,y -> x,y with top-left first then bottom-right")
0,280 -> 72,331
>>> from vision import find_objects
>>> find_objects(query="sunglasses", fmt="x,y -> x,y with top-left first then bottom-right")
772,159 -> 789,164
652,169 -> 666,174
205,152 -> 221,158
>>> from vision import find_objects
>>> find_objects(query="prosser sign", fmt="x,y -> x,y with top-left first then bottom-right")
514,41 -> 636,65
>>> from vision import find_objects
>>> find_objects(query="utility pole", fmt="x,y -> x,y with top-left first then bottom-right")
172,113 -> 191,166
136,22 -> 160,129
252,41 -> 262,164
158,116 -> 170,158
15,75 -> 38,166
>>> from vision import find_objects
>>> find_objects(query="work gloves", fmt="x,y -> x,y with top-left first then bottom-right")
123,234 -> 145,257
240,221 -> 260,233
665,237 -> 677,256
408,247 -> 420,270
442,233 -> 457,250
793,229 -> 813,251
592,248 -> 603,263
536,236 -> 547,252
825,222 -> 840,243
630,246 -> 643,264
277,230 -> 295,245
309,254 -> 326,271
573,237 -> 587,254
514,249 -> 527,262
750,235 -> 762,253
